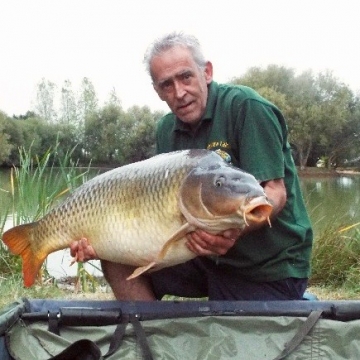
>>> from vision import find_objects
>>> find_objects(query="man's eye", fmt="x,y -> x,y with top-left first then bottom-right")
180,73 -> 192,85
162,81 -> 172,88
159,81 -> 173,92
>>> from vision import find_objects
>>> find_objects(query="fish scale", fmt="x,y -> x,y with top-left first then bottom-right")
2,149 -> 273,287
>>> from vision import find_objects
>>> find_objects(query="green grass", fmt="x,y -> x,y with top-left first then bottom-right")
0,274 -> 66,308
0,274 -> 114,309
309,222 -> 360,295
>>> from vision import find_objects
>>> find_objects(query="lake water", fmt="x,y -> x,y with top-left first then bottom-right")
300,174 -> 360,236
1,169 -> 360,279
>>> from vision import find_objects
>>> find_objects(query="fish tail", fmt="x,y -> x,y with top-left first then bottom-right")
2,223 -> 46,287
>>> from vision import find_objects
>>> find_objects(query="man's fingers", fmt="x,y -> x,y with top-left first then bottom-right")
186,238 -> 216,256
69,237 -> 98,263
69,242 -> 78,257
222,228 -> 241,240
186,230 -> 236,256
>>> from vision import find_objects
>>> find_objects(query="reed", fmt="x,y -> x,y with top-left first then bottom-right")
0,142 -> 98,292
310,222 -> 360,288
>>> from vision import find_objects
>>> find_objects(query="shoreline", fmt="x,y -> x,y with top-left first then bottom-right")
298,167 -> 360,178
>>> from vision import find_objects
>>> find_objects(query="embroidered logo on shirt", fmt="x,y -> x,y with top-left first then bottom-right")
207,141 -> 230,150
207,142 -> 232,163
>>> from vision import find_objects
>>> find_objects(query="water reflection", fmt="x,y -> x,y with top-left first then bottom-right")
300,175 -> 360,236
336,176 -> 354,188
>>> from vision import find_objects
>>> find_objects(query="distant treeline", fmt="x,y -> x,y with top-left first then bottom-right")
1,65 -> 360,168
0,78 -> 164,167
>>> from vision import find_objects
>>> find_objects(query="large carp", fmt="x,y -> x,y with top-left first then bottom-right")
2,149 -> 272,287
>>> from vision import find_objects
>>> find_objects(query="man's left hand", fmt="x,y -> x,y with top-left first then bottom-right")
186,229 -> 241,256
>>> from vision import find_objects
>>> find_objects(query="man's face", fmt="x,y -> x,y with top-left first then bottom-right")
151,46 -> 213,126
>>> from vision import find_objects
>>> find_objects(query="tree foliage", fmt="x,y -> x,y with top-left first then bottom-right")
0,111 -> 13,164
0,78 -> 163,167
59,79 -> 78,127
1,71 -> 359,169
35,78 -> 57,123
232,66 -> 359,168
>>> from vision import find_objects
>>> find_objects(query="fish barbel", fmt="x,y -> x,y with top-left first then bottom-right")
2,149 -> 273,287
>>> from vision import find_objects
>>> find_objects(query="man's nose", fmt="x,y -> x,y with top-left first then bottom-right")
174,80 -> 186,99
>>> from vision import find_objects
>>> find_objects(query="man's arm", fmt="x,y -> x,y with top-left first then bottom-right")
261,178 -> 287,218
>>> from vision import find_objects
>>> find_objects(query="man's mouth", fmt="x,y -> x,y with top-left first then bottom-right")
177,101 -> 193,111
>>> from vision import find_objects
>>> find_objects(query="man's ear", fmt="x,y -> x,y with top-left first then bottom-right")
204,61 -> 213,84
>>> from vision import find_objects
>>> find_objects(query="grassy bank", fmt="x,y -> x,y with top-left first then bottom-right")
298,166 -> 360,177
0,276 -> 358,310
0,274 -> 114,308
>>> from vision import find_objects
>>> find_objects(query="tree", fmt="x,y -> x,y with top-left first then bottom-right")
315,73 -> 353,168
232,66 -> 357,169
106,87 -> 122,108
35,78 -> 57,123
120,106 -> 159,164
285,71 -> 319,169
59,79 -> 78,127
232,65 -> 295,95
76,77 -> 99,149
341,101 -> 360,166
84,101 -> 125,164
233,67 -> 315,168
255,86 -> 290,115
13,111 -> 37,120
78,78 -> 98,123
0,111 -> 13,164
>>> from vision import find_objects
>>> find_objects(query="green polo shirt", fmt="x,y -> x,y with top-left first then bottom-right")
156,81 -> 313,281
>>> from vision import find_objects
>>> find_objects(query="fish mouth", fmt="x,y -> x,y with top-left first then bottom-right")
239,196 -> 273,226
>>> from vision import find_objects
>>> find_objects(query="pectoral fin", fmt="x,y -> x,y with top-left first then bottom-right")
157,222 -> 193,259
127,261 -> 157,280
126,222 -> 193,280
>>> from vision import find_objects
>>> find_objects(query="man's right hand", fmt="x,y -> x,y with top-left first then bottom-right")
69,238 -> 98,263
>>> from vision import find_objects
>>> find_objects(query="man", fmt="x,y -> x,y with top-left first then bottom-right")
71,32 -> 313,301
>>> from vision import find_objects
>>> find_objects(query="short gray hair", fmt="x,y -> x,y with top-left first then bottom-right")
144,32 -> 207,80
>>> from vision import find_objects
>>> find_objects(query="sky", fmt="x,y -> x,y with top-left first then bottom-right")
1,0 -> 360,117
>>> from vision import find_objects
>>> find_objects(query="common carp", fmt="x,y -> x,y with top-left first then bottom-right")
2,149 -> 272,287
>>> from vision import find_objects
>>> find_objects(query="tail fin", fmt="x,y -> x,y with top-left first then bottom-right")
2,223 -> 47,287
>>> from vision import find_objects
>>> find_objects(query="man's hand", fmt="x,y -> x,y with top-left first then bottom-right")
186,229 -> 241,256
69,238 -> 98,263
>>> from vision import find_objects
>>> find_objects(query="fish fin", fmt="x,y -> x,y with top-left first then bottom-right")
126,223 -> 193,280
157,222 -> 193,260
2,223 -> 47,287
127,261 -> 157,280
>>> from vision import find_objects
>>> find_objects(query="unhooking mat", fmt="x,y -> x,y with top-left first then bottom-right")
2,298 -> 360,359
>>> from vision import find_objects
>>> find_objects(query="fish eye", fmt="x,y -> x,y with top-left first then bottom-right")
215,176 -> 225,187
